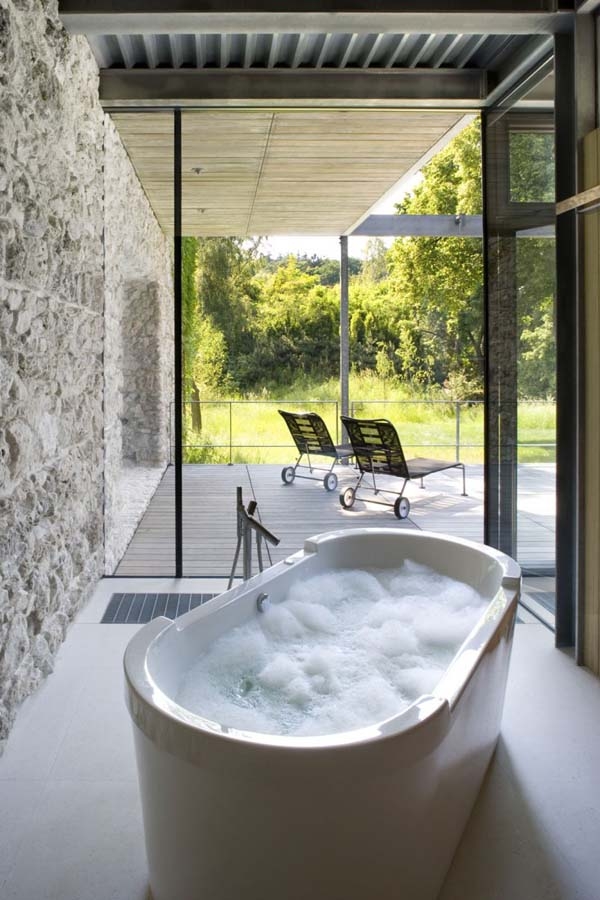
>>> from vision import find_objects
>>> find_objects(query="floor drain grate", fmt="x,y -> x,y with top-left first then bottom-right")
101,592 -> 218,624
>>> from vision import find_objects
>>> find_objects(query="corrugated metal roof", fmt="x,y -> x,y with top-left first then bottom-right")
88,31 -> 530,72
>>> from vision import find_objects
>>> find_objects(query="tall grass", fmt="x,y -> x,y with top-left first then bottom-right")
182,374 -> 556,466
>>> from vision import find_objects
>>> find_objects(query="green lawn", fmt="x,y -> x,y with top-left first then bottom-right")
182,376 -> 556,466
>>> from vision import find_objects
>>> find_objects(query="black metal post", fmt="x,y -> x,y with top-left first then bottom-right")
554,31 -> 578,648
481,111 -> 499,550
340,235 -> 350,421
174,109 -> 183,578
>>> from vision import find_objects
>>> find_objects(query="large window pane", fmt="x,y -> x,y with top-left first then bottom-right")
484,105 -> 556,622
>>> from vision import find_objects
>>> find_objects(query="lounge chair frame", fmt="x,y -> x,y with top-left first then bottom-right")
340,415 -> 467,518
278,410 -> 354,492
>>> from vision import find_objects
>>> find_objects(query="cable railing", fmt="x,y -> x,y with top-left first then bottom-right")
171,400 -> 339,464
169,399 -> 557,466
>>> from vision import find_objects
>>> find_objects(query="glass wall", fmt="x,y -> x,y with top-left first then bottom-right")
103,102 -> 558,592
180,110 -> 251,578
484,106 -> 556,619
177,110 -> 489,576
104,111 -> 176,577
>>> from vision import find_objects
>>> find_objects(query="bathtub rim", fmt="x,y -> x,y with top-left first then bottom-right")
124,528 -> 520,754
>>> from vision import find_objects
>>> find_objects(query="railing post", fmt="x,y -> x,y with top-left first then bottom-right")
228,402 -> 233,466
455,401 -> 461,461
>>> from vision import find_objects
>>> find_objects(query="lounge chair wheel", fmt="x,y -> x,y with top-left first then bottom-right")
281,466 -> 295,485
324,473 -> 338,492
340,487 -> 356,509
394,497 -> 411,519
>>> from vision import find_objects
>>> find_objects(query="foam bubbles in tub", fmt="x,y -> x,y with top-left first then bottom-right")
175,561 -> 487,736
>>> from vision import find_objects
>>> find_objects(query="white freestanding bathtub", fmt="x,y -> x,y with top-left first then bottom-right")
124,528 -> 520,900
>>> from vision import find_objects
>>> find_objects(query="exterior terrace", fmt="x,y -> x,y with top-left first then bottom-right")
115,460 -> 556,584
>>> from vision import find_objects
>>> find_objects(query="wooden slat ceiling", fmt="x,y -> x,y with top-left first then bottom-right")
111,109 -> 466,236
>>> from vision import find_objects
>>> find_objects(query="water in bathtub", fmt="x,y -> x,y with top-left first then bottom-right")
176,560 -> 488,737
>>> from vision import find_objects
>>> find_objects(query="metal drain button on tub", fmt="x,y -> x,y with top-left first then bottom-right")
256,593 -> 270,613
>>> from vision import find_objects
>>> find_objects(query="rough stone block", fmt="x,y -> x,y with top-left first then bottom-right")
1,0 -> 174,749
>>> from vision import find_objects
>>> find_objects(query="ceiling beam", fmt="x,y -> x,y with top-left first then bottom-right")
352,214 -> 484,236
350,214 -> 555,236
99,67 -> 486,108
484,34 -> 555,106
59,1 -> 574,36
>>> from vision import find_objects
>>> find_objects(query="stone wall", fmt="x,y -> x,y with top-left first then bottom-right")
0,0 -> 173,747
103,117 -> 173,574
0,0 -> 105,749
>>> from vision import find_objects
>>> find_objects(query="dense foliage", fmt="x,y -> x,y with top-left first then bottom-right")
181,119 -> 555,405
385,122 -> 484,395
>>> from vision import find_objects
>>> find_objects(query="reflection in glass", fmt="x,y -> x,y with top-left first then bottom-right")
509,131 -> 555,203
484,107 -> 556,619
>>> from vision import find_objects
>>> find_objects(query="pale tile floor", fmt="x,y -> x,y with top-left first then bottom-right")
1,577 -> 599,900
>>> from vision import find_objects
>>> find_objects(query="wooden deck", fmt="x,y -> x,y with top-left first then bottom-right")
115,463 -> 555,577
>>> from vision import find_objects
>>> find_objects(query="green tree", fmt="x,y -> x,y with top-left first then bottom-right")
385,119 -> 556,398
196,237 -> 261,389
243,255 -> 339,387
517,238 -> 556,397
360,238 -> 389,283
193,318 -> 230,397
297,254 -> 341,286
263,253 -> 362,286
181,237 -> 202,429
349,279 -> 397,372
387,119 -> 484,394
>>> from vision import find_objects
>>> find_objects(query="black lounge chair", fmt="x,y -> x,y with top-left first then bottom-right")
340,415 -> 467,519
278,410 -> 354,492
